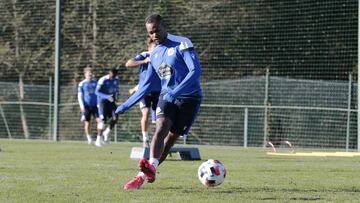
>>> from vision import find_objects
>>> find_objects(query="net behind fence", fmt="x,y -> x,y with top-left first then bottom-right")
0,0 -> 358,149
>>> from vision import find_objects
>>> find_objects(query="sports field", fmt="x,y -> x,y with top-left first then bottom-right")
1,139 -> 360,202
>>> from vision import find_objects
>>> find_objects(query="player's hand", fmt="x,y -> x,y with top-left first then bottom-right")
128,88 -> 136,95
163,92 -> 176,103
108,96 -> 114,102
80,107 -> 85,113
115,105 -> 125,114
144,57 -> 151,64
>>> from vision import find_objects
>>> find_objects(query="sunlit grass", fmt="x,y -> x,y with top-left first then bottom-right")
0,139 -> 360,202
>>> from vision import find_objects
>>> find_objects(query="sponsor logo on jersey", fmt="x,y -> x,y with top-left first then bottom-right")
167,48 -> 175,56
158,63 -> 174,78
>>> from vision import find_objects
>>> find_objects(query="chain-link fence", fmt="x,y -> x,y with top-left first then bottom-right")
0,0 -> 357,149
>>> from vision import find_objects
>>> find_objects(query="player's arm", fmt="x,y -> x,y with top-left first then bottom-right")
125,58 -> 150,68
77,84 -> 85,112
95,79 -> 113,101
125,52 -> 150,68
113,77 -> 120,101
164,43 -> 201,102
116,63 -> 159,114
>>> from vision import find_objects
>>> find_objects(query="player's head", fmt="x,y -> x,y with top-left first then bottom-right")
145,14 -> 167,44
83,66 -> 93,80
146,37 -> 156,52
108,67 -> 118,79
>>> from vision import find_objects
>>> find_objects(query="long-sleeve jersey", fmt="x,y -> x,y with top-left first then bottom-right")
95,75 -> 119,103
77,79 -> 98,108
134,51 -> 161,92
116,33 -> 202,114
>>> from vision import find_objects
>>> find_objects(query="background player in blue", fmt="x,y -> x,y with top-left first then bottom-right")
77,66 -> 99,144
125,38 -> 160,147
95,67 -> 119,147
116,14 -> 202,190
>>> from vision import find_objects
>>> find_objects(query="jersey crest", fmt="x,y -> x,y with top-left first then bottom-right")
158,63 -> 174,79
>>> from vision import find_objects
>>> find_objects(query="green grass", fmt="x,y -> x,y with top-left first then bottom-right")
1,139 -> 360,202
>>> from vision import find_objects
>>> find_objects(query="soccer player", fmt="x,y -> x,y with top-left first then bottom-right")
116,14 -> 202,190
94,67 -> 119,147
77,66 -> 99,144
125,38 -> 160,147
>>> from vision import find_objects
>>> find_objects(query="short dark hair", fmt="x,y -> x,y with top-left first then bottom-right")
109,67 -> 118,75
145,14 -> 163,25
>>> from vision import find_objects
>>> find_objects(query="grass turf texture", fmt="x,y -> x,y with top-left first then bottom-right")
1,139 -> 360,202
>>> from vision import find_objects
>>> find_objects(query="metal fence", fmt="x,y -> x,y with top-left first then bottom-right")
0,72 -> 357,149
0,0 -> 358,149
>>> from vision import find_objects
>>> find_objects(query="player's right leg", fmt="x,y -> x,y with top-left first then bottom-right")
95,121 -> 105,147
102,102 -> 118,143
84,121 -> 93,144
82,107 -> 93,144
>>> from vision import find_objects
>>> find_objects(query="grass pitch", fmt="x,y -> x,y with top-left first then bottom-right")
1,139 -> 360,202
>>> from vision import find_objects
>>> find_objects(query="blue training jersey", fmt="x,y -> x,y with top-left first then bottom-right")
134,51 -> 161,92
116,33 -> 202,114
95,75 -> 119,103
78,79 -> 98,108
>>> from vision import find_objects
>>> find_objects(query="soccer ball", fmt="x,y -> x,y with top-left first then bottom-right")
198,159 -> 226,187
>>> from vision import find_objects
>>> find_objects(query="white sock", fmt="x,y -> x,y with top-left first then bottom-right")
96,135 -> 101,142
149,158 -> 159,169
86,135 -> 92,141
103,128 -> 111,141
142,131 -> 148,141
137,172 -> 145,179
103,127 -> 111,136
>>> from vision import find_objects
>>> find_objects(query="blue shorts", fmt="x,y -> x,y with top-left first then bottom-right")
81,106 -> 99,122
139,91 -> 160,111
97,100 -> 117,122
156,95 -> 201,136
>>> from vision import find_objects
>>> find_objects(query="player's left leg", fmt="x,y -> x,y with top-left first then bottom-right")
123,175 -> 145,190
158,97 -> 201,165
158,132 -> 179,164
140,107 -> 150,147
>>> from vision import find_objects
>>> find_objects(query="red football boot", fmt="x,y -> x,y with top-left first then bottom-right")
123,176 -> 144,190
138,158 -> 156,183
